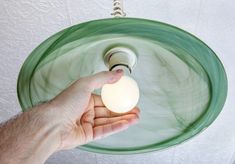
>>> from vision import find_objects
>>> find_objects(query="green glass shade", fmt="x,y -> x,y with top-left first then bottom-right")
17,18 -> 227,154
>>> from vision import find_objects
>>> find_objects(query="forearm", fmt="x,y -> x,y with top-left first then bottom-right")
0,104 -> 60,164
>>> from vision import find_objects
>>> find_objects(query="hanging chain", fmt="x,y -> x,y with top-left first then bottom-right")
111,0 -> 126,17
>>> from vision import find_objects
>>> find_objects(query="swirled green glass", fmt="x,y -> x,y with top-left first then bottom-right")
17,18 -> 227,154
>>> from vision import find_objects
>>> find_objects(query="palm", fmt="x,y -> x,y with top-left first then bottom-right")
81,94 -> 139,142
60,94 -> 139,150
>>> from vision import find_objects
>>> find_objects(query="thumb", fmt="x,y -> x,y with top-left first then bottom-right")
84,69 -> 123,92
50,70 -> 123,111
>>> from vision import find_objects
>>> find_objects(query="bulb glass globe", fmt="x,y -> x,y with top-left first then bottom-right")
101,75 -> 140,113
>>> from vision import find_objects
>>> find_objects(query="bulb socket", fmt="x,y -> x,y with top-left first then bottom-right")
104,47 -> 137,74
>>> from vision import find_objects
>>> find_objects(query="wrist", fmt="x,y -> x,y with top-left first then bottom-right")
34,103 -> 63,148
20,104 -> 62,163
21,105 -> 62,163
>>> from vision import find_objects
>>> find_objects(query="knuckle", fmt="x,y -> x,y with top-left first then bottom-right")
76,77 -> 92,91
101,71 -> 111,77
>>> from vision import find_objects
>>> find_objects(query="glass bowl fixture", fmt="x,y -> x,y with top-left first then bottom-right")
17,0 -> 227,154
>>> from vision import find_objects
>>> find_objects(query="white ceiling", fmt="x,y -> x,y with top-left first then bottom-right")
0,0 -> 235,164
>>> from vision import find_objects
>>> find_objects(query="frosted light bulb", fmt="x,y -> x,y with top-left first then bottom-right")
101,75 -> 140,113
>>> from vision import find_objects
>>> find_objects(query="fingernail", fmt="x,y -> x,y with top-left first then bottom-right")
123,124 -> 129,130
116,69 -> 123,74
135,113 -> 140,119
130,118 -> 139,125
136,108 -> 141,114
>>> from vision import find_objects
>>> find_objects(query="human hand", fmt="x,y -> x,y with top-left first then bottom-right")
0,70 -> 140,163
46,70 -> 140,150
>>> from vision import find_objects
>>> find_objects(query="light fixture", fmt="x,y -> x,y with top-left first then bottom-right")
17,0 -> 227,154
101,75 -> 139,113
101,47 -> 139,113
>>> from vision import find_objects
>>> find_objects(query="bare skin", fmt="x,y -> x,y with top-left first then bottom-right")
0,70 -> 140,164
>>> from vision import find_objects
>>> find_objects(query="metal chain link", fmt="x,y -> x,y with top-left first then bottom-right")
111,0 -> 126,17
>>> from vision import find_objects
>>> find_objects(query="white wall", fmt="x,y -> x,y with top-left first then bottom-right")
0,0 -> 235,163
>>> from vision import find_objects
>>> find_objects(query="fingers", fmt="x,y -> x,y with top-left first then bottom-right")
95,107 -> 140,118
92,94 -> 104,107
81,70 -> 123,92
93,120 -> 134,140
80,109 -> 95,126
94,113 -> 139,127
93,108 -> 140,140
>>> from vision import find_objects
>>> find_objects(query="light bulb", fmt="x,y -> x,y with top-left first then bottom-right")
101,75 -> 140,113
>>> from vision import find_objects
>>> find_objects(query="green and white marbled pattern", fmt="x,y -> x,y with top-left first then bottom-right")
17,18 -> 227,154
